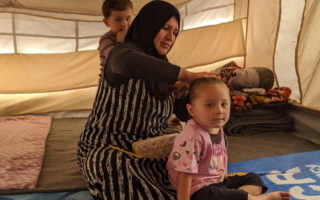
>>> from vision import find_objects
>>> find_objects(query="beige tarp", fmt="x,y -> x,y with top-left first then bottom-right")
0,0 -> 187,16
297,0 -> 320,111
0,51 -> 99,93
243,0 -> 320,111
0,20 -> 244,115
0,0 -> 319,115
168,19 -> 245,68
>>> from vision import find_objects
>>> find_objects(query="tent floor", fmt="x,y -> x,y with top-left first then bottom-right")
228,130 -> 319,163
1,107 -> 319,195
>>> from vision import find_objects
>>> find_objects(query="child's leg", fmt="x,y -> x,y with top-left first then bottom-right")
226,172 -> 268,194
248,191 -> 290,200
191,185 -> 290,200
191,186 -> 249,200
227,172 -> 290,200
239,185 -> 262,196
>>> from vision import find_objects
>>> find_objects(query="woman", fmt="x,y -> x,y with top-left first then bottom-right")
77,1 -> 214,199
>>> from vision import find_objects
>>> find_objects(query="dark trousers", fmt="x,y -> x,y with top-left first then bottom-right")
191,172 -> 268,200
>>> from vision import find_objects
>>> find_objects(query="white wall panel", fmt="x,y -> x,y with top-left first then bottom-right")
78,21 -> 106,37
79,38 -> 100,51
0,36 -> 14,53
187,0 -> 233,14
15,14 -> 75,37
183,6 -> 233,29
274,0 -> 305,102
0,13 -> 12,33
17,37 -> 76,53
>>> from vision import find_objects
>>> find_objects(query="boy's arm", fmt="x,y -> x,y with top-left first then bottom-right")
98,36 -> 116,79
177,172 -> 192,200
116,29 -> 128,43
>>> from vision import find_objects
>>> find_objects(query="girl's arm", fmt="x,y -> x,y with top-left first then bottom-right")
177,172 -> 192,200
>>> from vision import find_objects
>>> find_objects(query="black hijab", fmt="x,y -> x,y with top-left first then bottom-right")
124,0 -> 181,99
125,0 -> 181,60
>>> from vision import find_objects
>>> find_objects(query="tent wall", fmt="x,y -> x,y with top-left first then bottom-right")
0,51 -> 99,93
167,19 -> 245,68
0,19 -> 245,115
0,0 -> 319,115
244,0 -> 320,111
0,51 -> 99,115
297,0 -> 320,112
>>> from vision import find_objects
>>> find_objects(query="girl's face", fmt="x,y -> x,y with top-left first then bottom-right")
187,84 -> 231,133
153,16 -> 179,55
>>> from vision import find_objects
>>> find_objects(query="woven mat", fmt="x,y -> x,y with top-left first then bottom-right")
0,116 -> 52,191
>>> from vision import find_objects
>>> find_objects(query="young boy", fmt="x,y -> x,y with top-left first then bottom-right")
166,77 -> 291,200
98,0 -> 133,78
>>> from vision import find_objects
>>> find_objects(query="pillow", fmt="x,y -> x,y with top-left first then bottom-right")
132,133 -> 178,159
132,115 -> 183,159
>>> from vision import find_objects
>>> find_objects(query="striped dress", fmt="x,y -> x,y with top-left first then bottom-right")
77,77 -> 177,199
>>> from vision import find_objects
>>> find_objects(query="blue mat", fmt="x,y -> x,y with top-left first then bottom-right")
228,150 -> 320,200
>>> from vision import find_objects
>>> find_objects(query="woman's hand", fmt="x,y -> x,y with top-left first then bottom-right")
177,68 -> 219,88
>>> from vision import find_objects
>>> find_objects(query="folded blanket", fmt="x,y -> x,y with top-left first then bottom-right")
224,108 -> 294,136
231,87 -> 292,112
0,115 -> 52,190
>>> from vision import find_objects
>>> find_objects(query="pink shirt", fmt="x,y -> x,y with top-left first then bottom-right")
166,119 -> 228,195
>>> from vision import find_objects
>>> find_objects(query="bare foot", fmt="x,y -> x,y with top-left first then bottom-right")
249,191 -> 290,200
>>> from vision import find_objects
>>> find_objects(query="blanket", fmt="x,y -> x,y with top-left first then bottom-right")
230,87 -> 292,112
224,107 -> 295,136
0,115 -> 52,191
213,61 -> 292,112
228,150 -> 320,200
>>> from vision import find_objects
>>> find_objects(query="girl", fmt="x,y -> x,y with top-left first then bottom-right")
166,77 -> 291,200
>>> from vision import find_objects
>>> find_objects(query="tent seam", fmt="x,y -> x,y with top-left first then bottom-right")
244,0 -> 250,68
295,0 -> 307,105
272,0 -> 282,88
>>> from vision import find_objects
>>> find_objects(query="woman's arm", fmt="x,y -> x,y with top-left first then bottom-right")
105,42 -> 217,86
106,44 -> 180,85
177,172 -> 192,200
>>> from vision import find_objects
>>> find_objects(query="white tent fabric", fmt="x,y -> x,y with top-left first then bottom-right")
0,0 -> 319,115
274,0 -> 304,102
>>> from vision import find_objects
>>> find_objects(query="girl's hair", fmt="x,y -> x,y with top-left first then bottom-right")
188,77 -> 228,103
102,0 -> 133,18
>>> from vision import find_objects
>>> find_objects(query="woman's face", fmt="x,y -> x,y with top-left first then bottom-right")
153,16 -> 179,55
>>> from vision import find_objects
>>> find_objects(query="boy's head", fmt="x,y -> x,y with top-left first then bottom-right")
187,77 -> 231,133
102,0 -> 133,34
